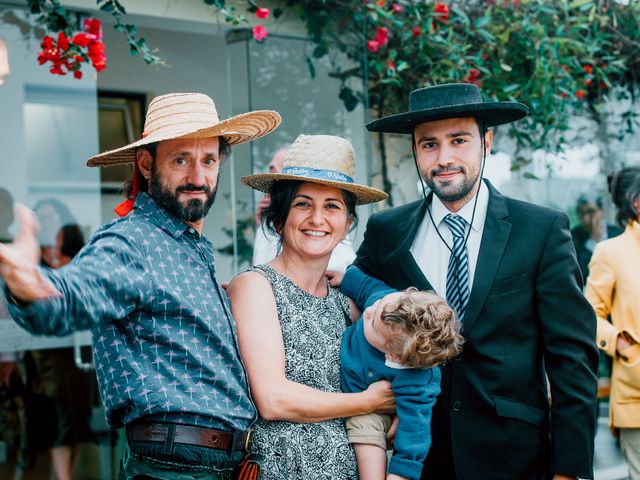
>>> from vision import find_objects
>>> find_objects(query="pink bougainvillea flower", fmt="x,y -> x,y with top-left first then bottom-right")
387,59 -> 396,72
252,24 -> 268,42
73,69 -> 83,79
576,89 -> 585,100
412,26 -> 421,37
367,39 -> 381,53
375,26 -> 389,46
583,64 -> 593,74
392,3 -> 404,13
255,7 -> 270,20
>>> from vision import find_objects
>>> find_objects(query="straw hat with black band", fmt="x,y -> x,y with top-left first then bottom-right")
241,134 -> 388,206
86,92 -> 281,216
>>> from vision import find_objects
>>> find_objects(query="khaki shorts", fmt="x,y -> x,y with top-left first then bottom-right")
345,413 -> 393,450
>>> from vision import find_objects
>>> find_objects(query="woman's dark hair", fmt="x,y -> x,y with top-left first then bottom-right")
261,180 -> 358,241
607,166 -> 640,226
59,224 -> 85,259
123,137 -> 232,200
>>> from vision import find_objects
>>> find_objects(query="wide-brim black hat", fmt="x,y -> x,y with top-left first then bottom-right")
366,83 -> 529,134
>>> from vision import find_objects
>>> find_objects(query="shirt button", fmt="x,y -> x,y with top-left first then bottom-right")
188,228 -> 195,234
452,401 -> 462,412
367,370 -> 373,378
600,341 -> 606,347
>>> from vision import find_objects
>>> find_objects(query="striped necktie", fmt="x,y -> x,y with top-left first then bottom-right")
443,214 -> 470,320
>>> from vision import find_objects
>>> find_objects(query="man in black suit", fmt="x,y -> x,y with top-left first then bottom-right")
355,83 -> 598,480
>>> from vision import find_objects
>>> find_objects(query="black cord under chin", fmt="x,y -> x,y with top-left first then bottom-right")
411,119 -> 488,262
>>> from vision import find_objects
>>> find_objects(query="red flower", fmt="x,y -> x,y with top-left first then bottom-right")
83,18 -> 103,39
412,26 -> 421,37
57,32 -> 70,51
481,52 -> 488,60
367,40 -> 381,53
434,2 -> 449,24
375,26 -> 389,47
252,25 -> 268,42
73,70 -> 83,79
392,3 -> 404,13
376,0 -> 385,6
387,59 -> 396,72
576,90 -> 585,100
465,68 -> 482,86
72,33 -> 91,48
585,78 -> 593,86
561,92 -> 568,99
255,7 -> 270,20
41,36 -> 54,49
583,64 -> 593,74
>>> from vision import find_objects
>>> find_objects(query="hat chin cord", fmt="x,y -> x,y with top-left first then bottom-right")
410,119 -> 487,263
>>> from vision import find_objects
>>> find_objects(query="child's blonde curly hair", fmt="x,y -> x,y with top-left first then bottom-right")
380,288 -> 464,369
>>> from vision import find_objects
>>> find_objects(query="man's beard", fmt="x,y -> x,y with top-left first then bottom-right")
149,165 -> 217,222
424,152 -> 482,203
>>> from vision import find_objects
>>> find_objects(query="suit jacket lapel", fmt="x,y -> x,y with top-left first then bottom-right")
462,182 -> 511,333
392,196 -> 434,291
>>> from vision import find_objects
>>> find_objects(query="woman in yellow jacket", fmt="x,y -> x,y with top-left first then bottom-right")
586,166 -> 640,479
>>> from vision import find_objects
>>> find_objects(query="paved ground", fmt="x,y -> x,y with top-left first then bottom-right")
595,402 -> 628,480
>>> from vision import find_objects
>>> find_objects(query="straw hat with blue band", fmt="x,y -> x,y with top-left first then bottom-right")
366,83 -> 529,134
241,134 -> 388,205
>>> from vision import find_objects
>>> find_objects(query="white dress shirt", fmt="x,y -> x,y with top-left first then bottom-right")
410,181 -> 489,297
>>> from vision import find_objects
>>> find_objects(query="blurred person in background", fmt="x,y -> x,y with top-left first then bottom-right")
27,198 -> 97,480
571,193 -> 622,285
586,166 -> 640,480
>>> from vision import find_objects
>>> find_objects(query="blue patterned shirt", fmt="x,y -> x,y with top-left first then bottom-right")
6,193 -> 256,431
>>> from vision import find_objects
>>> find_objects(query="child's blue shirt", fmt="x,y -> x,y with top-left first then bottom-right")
340,266 -> 441,480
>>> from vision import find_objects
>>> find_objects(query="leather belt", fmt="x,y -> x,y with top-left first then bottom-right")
127,422 -> 253,453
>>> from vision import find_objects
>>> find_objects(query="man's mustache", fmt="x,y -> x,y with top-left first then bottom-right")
176,184 -> 212,194
431,165 -> 464,176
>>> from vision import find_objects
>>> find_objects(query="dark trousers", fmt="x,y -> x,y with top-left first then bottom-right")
119,437 -> 244,480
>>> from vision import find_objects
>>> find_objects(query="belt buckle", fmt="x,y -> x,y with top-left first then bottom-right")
244,428 -> 254,451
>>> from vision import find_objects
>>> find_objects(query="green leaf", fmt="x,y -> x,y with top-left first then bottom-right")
313,43 -> 327,58
568,0 -> 592,9
502,84 -> 520,93
339,86 -> 359,112
522,172 -> 540,180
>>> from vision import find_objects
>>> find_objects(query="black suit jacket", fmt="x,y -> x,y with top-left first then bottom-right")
354,181 -> 599,480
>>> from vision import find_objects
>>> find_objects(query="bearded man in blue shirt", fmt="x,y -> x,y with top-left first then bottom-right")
0,92 -> 281,479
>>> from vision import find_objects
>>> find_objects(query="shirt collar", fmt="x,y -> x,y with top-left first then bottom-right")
430,180 -> 489,232
133,193 -> 194,239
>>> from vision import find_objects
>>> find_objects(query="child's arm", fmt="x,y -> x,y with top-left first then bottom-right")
387,367 -> 441,480
339,265 -> 397,310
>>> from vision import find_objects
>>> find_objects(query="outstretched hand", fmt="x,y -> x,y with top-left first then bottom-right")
0,204 -> 60,303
